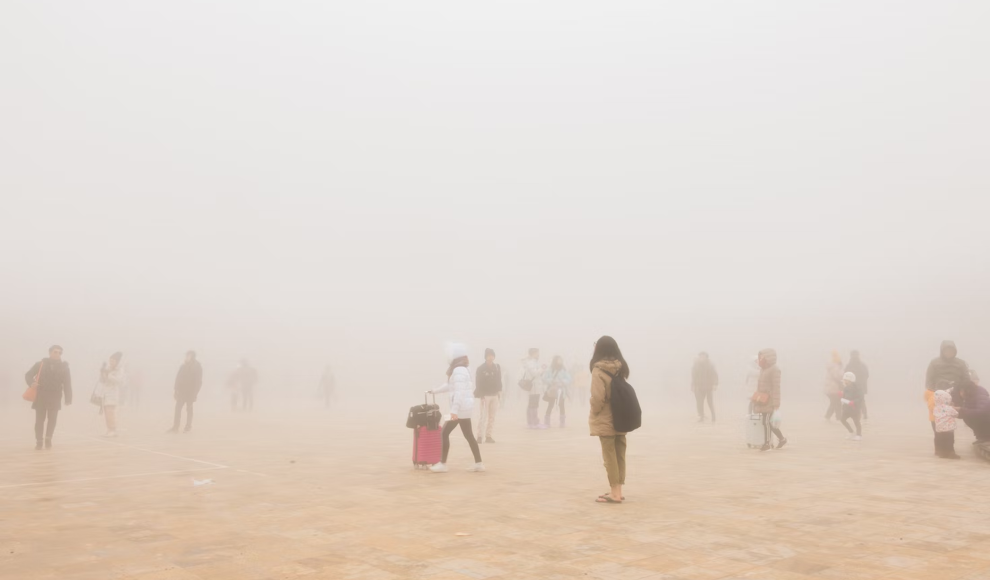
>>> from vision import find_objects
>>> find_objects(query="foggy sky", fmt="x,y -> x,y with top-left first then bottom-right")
1,2 -> 988,401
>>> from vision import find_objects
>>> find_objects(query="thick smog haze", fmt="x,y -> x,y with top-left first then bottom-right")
1,3 -> 989,580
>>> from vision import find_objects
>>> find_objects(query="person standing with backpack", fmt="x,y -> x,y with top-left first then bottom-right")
589,336 -> 638,504
474,348 -> 502,443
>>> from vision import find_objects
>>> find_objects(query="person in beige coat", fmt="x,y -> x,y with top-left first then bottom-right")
754,348 -> 786,451
589,336 -> 630,504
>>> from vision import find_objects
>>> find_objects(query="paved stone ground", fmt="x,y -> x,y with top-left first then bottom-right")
1,399 -> 989,580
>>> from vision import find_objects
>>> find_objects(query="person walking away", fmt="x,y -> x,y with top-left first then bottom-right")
926,341 -> 970,405
956,380 -> 990,444
521,348 -> 547,429
24,345 -> 72,450
823,351 -> 844,421
691,352 -> 718,422
589,336 -> 631,504
933,389 -> 960,458
97,352 -> 125,437
319,365 -> 336,409
168,351 -> 202,433
237,360 -> 258,411
474,348 -> 501,443
428,344 -> 484,473
845,351 -> 870,420
839,372 -> 864,440
542,355 -> 572,428
754,348 -> 786,451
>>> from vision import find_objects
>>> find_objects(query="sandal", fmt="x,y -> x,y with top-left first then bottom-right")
596,495 -> 622,504
601,493 -> 626,501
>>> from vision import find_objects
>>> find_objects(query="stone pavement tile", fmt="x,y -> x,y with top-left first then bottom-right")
131,569 -> 205,580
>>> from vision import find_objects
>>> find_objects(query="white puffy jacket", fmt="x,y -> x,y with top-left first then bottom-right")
433,366 -> 474,418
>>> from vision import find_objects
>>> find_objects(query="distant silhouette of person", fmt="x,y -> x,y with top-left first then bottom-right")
235,360 -> 258,411
691,352 -> 718,423
542,355 -> 572,428
24,345 -> 72,450
96,352 -> 125,437
168,351 -> 202,433
474,349 -> 501,442
845,351 -> 870,420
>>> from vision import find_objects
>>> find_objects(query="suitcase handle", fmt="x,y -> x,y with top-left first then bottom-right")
424,392 -> 436,405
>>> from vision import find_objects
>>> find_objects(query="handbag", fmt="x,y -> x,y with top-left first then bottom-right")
751,391 -> 770,405
23,361 -> 43,402
518,378 -> 533,392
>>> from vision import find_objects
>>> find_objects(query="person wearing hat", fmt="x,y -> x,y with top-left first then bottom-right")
474,348 -> 502,444
839,371 -> 864,440
428,344 -> 484,473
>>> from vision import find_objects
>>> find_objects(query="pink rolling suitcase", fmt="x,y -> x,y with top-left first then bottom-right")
409,393 -> 442,469
413,425 -> 442,469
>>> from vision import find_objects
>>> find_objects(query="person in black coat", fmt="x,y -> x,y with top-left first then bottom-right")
24,345 -> 73,450
168,351 -> 202,433
845,350 -> 870,420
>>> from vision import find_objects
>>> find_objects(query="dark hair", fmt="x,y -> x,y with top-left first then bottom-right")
110,352 -> 123,361
589,336 -> 629,379
447,356 -> 469,378
186,350 -> 196,360
528,348 -> 539,357
49,345 -> 63,354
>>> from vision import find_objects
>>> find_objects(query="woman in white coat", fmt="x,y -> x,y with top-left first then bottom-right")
97,352 -> 125,437
429,344 -> 485,473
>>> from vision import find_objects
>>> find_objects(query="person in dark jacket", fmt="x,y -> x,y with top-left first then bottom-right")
956,380 -> 990,443
839,372 -> 864,440
474,348 -> 502,443
691,352 -> 718,423
168,351 -> 202,433
845,350 -> 870,420
926,340 -> 969,404
24,345 -> 72,450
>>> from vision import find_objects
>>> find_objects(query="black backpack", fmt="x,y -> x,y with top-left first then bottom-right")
604,370 -> 642,433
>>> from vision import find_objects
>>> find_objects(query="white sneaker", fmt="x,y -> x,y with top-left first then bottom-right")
466,463 -> 486,472
429,463 -> 449,473
853,435 -> 862,441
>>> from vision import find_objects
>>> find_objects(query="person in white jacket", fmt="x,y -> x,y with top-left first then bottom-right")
428,344 -> 484,473
521,348 -> 547,428
96,352 -> 125,437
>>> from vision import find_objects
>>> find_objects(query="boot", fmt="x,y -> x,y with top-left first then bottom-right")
44,438 -> 52,450
35,440 -> 43,451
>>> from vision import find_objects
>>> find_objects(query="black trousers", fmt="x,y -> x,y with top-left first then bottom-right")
841,407 -> 862,436
544,394 -> 565,424
34,408 -> 59,442
441,419 -> 482,463
173,400 -> 194,430
761,412 -> 784,446
695,387 -> 715,420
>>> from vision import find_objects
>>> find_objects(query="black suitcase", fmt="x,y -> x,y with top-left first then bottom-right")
406,393 -> 441,430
